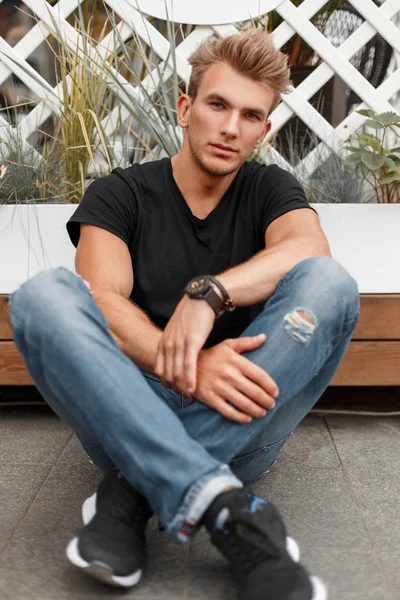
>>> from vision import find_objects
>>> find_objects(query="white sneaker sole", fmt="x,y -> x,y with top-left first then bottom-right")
66,492 -> 142,589
310,576 -> 328,600
286,536 -> 300,562
286,537 -> 327,600
82,493 -> 97,525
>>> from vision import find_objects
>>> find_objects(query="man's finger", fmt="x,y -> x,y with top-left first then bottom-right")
222,386 -> 267,418
238,355 -> 279,398
228,334 -> 266,354
184,344 -> 200,394
173,341 -> 185,387
215,399 -> 253,424
235,376 -> 276,410
154,342 -> 164,379
164,338 -> 175,385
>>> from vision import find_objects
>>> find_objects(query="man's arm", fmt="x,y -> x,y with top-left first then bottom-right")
156,208 -> 331,394
76,223 -> 162,373
76,223 -> 276,423
217,209 -> 331,306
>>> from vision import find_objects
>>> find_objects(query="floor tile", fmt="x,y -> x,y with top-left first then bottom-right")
0,436 -> 187,599
372,541 -> 400,599
301,546 -> 392,600
0,408 -> 71,466
186,529 -> 235,600
326,416 -> 400,460
327,416 -> 400,598
0,409 -> 398,600
0,462 -> 52,555
326,418 -> 400,543
135,518 -> 187,599
246,462 -> 371,550
277,416 -> 340,469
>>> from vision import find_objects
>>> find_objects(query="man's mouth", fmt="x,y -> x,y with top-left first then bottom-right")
210,143 -> 238,155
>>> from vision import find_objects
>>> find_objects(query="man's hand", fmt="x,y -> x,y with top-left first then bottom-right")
194,335 -> 279,423
154,295 -> 215,395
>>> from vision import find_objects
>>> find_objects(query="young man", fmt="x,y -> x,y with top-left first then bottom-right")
10,29 -> 359,600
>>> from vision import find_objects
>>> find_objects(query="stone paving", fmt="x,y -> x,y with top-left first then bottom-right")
0,405 -> 399,600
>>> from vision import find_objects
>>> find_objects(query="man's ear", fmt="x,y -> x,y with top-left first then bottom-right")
177,94 -> 192,128
254,119 -> 272,149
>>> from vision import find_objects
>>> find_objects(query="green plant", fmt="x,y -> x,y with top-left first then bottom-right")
0,2 -> 188,205
49,4 -> 183,169
53,22 -> 114,202
0,120 -> 66,204
259,129 -> 369,204
345,110 -> 400,203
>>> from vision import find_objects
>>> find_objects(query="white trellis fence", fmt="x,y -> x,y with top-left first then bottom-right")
0,0 -> 399,182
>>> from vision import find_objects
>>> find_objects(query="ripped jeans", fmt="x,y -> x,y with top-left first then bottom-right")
9,256 -> 359,541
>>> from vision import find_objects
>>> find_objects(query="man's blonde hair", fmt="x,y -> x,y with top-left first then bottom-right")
188,29 -> 291,114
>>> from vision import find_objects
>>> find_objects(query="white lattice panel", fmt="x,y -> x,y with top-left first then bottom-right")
0,0 -> 399,180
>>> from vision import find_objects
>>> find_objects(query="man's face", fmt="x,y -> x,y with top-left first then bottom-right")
179,62 -> 274,177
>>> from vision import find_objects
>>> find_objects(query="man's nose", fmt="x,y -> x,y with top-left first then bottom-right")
221,111 -> 240,137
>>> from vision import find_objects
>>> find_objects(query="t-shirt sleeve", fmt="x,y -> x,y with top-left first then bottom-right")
260,165 -> 317,236
66,170 -> 138,248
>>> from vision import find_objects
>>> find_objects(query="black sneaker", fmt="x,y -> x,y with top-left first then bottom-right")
66,470 -> 153,588
203,489 -> 327,600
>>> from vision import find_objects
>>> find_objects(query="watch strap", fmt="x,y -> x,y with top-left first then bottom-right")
208,275 -> 236,313
203,286 -> 225,317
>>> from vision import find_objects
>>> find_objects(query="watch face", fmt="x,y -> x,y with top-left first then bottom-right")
189,277 -> 209,294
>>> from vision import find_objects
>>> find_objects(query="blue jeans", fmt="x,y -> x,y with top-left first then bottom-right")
9,257 -> 359,541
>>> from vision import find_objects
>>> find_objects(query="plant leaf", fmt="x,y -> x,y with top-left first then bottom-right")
357,109 -> 376,118
379,171 -> 400,184
390,147 -> 400,153
363,119 -> 385,129
375,111 -> 400,127
383,157 -> 398,172
387,155 -> 400,166
358,134 -> 382,152
360,152 -> 385,170
345,145 -> 364,153
345,154 -> 363,165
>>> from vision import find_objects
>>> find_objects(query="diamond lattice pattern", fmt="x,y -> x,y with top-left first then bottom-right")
0,0 -> 399,180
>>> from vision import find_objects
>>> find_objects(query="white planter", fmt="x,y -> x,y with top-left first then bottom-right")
0,204 -> 76,294
0,203 -> 399,294
313,204 -> 400,294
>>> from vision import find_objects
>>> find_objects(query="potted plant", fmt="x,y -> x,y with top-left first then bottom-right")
310,110 -> 400,293
260,107 -> 400,293
345,110 -> 400,203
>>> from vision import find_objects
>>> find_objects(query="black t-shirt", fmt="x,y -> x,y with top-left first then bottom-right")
67,158 -> 313,347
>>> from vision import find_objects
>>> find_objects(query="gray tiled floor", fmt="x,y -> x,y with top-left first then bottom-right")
0,407 -> 398,600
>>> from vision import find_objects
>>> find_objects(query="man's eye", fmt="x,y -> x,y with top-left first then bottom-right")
247,113 -> 259,121
211,102 -> 224,109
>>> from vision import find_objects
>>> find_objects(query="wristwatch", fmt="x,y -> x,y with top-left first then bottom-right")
184,275 -> 235,317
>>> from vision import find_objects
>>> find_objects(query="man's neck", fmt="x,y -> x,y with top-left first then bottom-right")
171,150 -> 239,219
